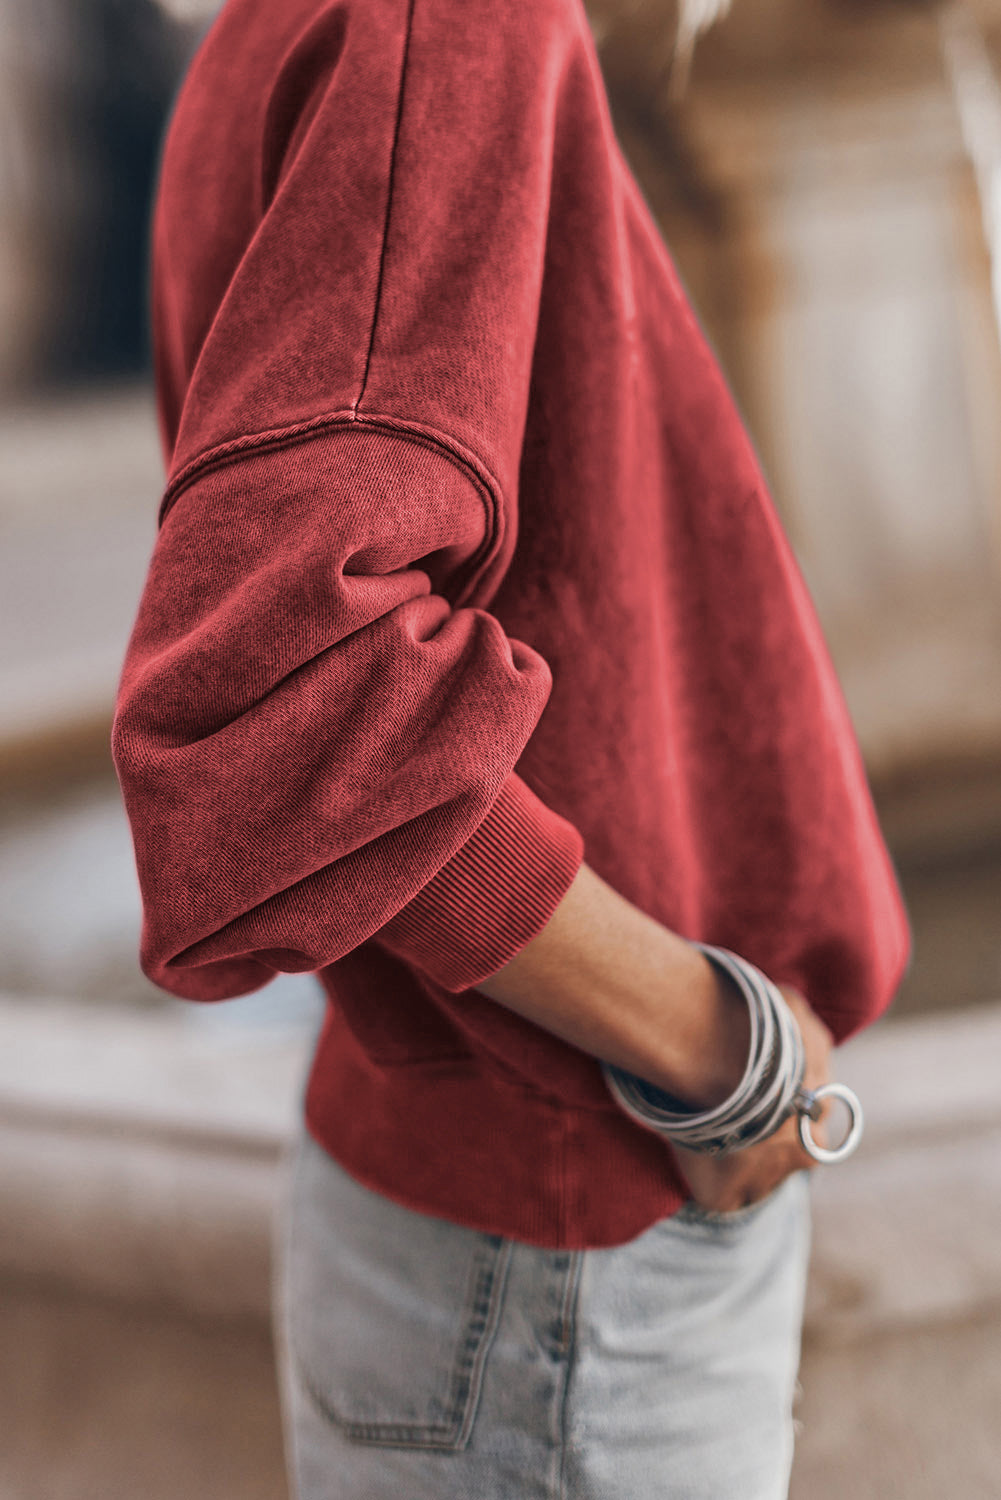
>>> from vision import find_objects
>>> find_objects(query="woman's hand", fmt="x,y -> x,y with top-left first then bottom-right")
472,862 -> 841,1201
670,984 -> 835,1214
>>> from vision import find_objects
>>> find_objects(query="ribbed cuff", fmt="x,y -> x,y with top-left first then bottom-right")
374,772 -> 586,993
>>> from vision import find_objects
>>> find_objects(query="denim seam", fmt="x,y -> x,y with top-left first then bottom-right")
454,1237 -> 514,1447
556,1252 -> 584,1500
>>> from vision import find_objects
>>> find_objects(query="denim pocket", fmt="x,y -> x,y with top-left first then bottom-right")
287,1133 -> 512,1450
671,1171 -> 803,1233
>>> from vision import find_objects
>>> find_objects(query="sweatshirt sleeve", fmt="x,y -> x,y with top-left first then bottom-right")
110,425 -> 585,1002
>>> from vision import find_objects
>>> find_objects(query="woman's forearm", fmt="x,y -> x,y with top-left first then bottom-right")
475,860 -> 751,1109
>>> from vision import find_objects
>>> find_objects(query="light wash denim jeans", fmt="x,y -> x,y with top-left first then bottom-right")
272,1125 -> 812,1500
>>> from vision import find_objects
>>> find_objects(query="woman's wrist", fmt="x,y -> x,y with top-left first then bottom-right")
604,947 -> 862,1165
474,860 -> 753,1106
673,954 -> 753,1109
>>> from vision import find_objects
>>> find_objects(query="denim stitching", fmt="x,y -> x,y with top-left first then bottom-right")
453,1237 -> 514,1447
556,1251 -> 583,1500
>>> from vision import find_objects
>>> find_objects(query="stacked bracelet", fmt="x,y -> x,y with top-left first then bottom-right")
601,942 -> 863,1164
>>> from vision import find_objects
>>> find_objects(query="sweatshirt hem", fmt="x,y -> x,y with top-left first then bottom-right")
303,1009 -> 690,1250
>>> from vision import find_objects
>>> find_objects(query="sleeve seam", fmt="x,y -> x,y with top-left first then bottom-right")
157,409 -> 503,556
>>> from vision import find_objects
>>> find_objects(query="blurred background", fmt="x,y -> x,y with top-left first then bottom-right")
1,0 -> 1000,1495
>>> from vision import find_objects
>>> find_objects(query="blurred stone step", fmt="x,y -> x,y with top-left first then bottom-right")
0,993 -> 315,1321
805,999 -> 1001,1344
0,1279 -> 289,1500
1,990 -> 1000,1346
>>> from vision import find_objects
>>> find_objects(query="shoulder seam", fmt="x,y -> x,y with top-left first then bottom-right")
353,0 -> 416,414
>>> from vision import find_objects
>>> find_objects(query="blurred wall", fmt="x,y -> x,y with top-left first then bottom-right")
597,0 -> 1001,788
0,0 -> 200,390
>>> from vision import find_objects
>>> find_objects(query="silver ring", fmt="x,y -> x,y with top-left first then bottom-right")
795,1082 -> 864,1164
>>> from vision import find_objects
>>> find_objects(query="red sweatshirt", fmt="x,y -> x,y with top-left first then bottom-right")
111,0 -> 911,1247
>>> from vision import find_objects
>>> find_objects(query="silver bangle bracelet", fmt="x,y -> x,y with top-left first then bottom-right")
601,943 -> 864,1165
793,1081 -> 864,1164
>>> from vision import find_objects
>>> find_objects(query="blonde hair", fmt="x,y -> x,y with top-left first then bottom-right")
150,0 -> 221,18
670,0 -> 733,99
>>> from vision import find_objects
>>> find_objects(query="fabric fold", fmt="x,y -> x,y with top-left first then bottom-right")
111,425 -> 584,1001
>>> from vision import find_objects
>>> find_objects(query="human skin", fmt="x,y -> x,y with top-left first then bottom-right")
476,858 -> 833,1213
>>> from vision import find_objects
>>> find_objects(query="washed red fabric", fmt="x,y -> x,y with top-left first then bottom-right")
111,0 -> 911,1247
